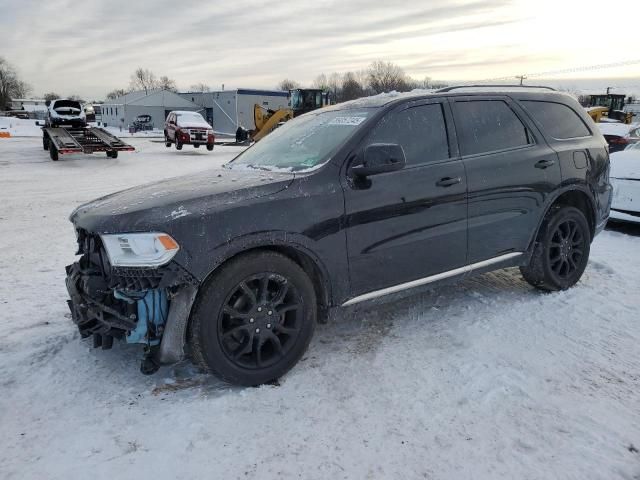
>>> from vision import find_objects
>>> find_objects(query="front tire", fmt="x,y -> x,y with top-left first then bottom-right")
43,134 -> 49,151
520,206 -> 590,291
175,140 -> 183,150
189,251 -> 316,386
164,132 -> 171,147
206,143 -> 214,151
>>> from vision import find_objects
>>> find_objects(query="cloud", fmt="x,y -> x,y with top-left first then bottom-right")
0,0 -> 638,98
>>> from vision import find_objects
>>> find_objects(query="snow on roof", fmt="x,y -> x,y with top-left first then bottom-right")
103,89 -> 199,108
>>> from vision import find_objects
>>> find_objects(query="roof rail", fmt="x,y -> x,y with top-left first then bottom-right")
436,84 -> 557,92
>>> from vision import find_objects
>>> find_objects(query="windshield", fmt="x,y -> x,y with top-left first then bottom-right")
228,109 -> 375,172
53,100 -> 82,112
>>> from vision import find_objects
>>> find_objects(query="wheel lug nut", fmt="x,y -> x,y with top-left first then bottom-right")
268,310 -> 272,315
249,318 -> 254,323
257,307 -> 262,312
267,323 -> 271,328
255,328 -> 260,333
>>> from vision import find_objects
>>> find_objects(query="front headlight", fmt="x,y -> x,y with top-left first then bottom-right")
100,232 -> 179,267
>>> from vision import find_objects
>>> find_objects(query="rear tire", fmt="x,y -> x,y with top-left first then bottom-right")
49,144 -> 59,161
176,140 -> 183,150
164,132 -> 171,147
106,151 -> 118,159
189,251 -> 316,386
520,206 -> 590,291
42,134 -> 49,151
206,143 -> 214,151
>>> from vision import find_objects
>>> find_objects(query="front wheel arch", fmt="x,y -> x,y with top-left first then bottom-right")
193,245 -> 331,323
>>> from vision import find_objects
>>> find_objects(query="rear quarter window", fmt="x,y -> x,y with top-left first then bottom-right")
521,100 -> 591,139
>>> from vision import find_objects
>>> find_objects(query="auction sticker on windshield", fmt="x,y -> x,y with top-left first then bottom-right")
328,116 -> 367,126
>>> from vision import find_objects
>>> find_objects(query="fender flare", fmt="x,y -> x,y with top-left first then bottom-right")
198,230 -> 335,306
526,183 -> 597,251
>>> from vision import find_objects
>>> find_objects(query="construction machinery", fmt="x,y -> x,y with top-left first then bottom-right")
586,93 -> 634,124
244,88 -> 332,142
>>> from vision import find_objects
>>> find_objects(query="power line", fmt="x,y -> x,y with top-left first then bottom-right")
467,59 -> 640,85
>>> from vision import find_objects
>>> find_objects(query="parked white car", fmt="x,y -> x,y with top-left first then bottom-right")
609,143 -> 640,224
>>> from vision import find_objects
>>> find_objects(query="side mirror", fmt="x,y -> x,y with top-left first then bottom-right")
352,143 -> 406,177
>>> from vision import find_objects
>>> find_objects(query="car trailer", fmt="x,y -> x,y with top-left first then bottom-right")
42,126 -> 135,161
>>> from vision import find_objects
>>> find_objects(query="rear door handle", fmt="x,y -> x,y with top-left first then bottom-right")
535,159 -> 555,169
436,176 -> 461,187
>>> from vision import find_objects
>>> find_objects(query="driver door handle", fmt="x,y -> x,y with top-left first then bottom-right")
436,176 -> 461,187
535,159 -> 555,169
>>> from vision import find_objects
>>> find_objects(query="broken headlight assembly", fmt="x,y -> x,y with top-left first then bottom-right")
101,232 -> 179,267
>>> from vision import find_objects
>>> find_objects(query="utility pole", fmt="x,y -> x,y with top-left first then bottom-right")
515,75 -> 527,86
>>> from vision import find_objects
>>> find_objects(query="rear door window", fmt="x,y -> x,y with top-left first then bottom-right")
367,103 -> 450,166
453,100 -> 532,156
521,100 -> 591,139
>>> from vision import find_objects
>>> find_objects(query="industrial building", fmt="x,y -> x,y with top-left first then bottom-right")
180,89 -> 289,136
100,89 -> 201,131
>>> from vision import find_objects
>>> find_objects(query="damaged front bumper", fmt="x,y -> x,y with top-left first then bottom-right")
65,230 -> 199,372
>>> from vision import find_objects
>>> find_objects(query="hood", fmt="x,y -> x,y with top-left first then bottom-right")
610,151 -> 640,179
178,122 -> 211,129
71,167 -> 294,233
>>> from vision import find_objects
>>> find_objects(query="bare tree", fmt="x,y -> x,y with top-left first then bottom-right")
189,83 -> 211,93
0,57 -> 31,109
106,88 -> 128,100
158,75 -> 177,92
354,69 -> 371,94
68,94 -> 85,103
326,72 -> 342,101
277,79 -> 300,91
311,73 -> 329,90
367,60 -> 409,94
43,92 -> 61,102
129,67 -> 158,94
341,72 -> 364,101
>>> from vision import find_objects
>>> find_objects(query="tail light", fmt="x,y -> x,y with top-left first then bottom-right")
609,137 -> 629,145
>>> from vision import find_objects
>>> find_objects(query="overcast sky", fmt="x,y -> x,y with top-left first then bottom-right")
1,0 -> 638,99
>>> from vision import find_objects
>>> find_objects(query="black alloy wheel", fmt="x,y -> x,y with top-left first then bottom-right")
548,219 -> 584,280
189,251 -> 316,386
521,206 -> 590,291
218,273 -> 303,370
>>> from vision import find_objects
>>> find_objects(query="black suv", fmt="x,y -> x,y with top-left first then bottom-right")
66,87 -> 612,386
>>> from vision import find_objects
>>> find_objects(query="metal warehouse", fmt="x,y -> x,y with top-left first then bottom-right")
180,89 -> 290,136
100,89 -> 201,131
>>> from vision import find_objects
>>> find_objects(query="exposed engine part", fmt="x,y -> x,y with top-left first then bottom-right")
114,289 -> 168,346
66,230 -> 199,358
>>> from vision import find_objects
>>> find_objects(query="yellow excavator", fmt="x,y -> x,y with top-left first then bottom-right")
586,93 -> 634,124
241,89 -> 332,142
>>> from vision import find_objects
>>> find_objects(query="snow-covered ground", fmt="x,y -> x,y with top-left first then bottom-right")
0,117 -> 43,137
1,137 -> 639,480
